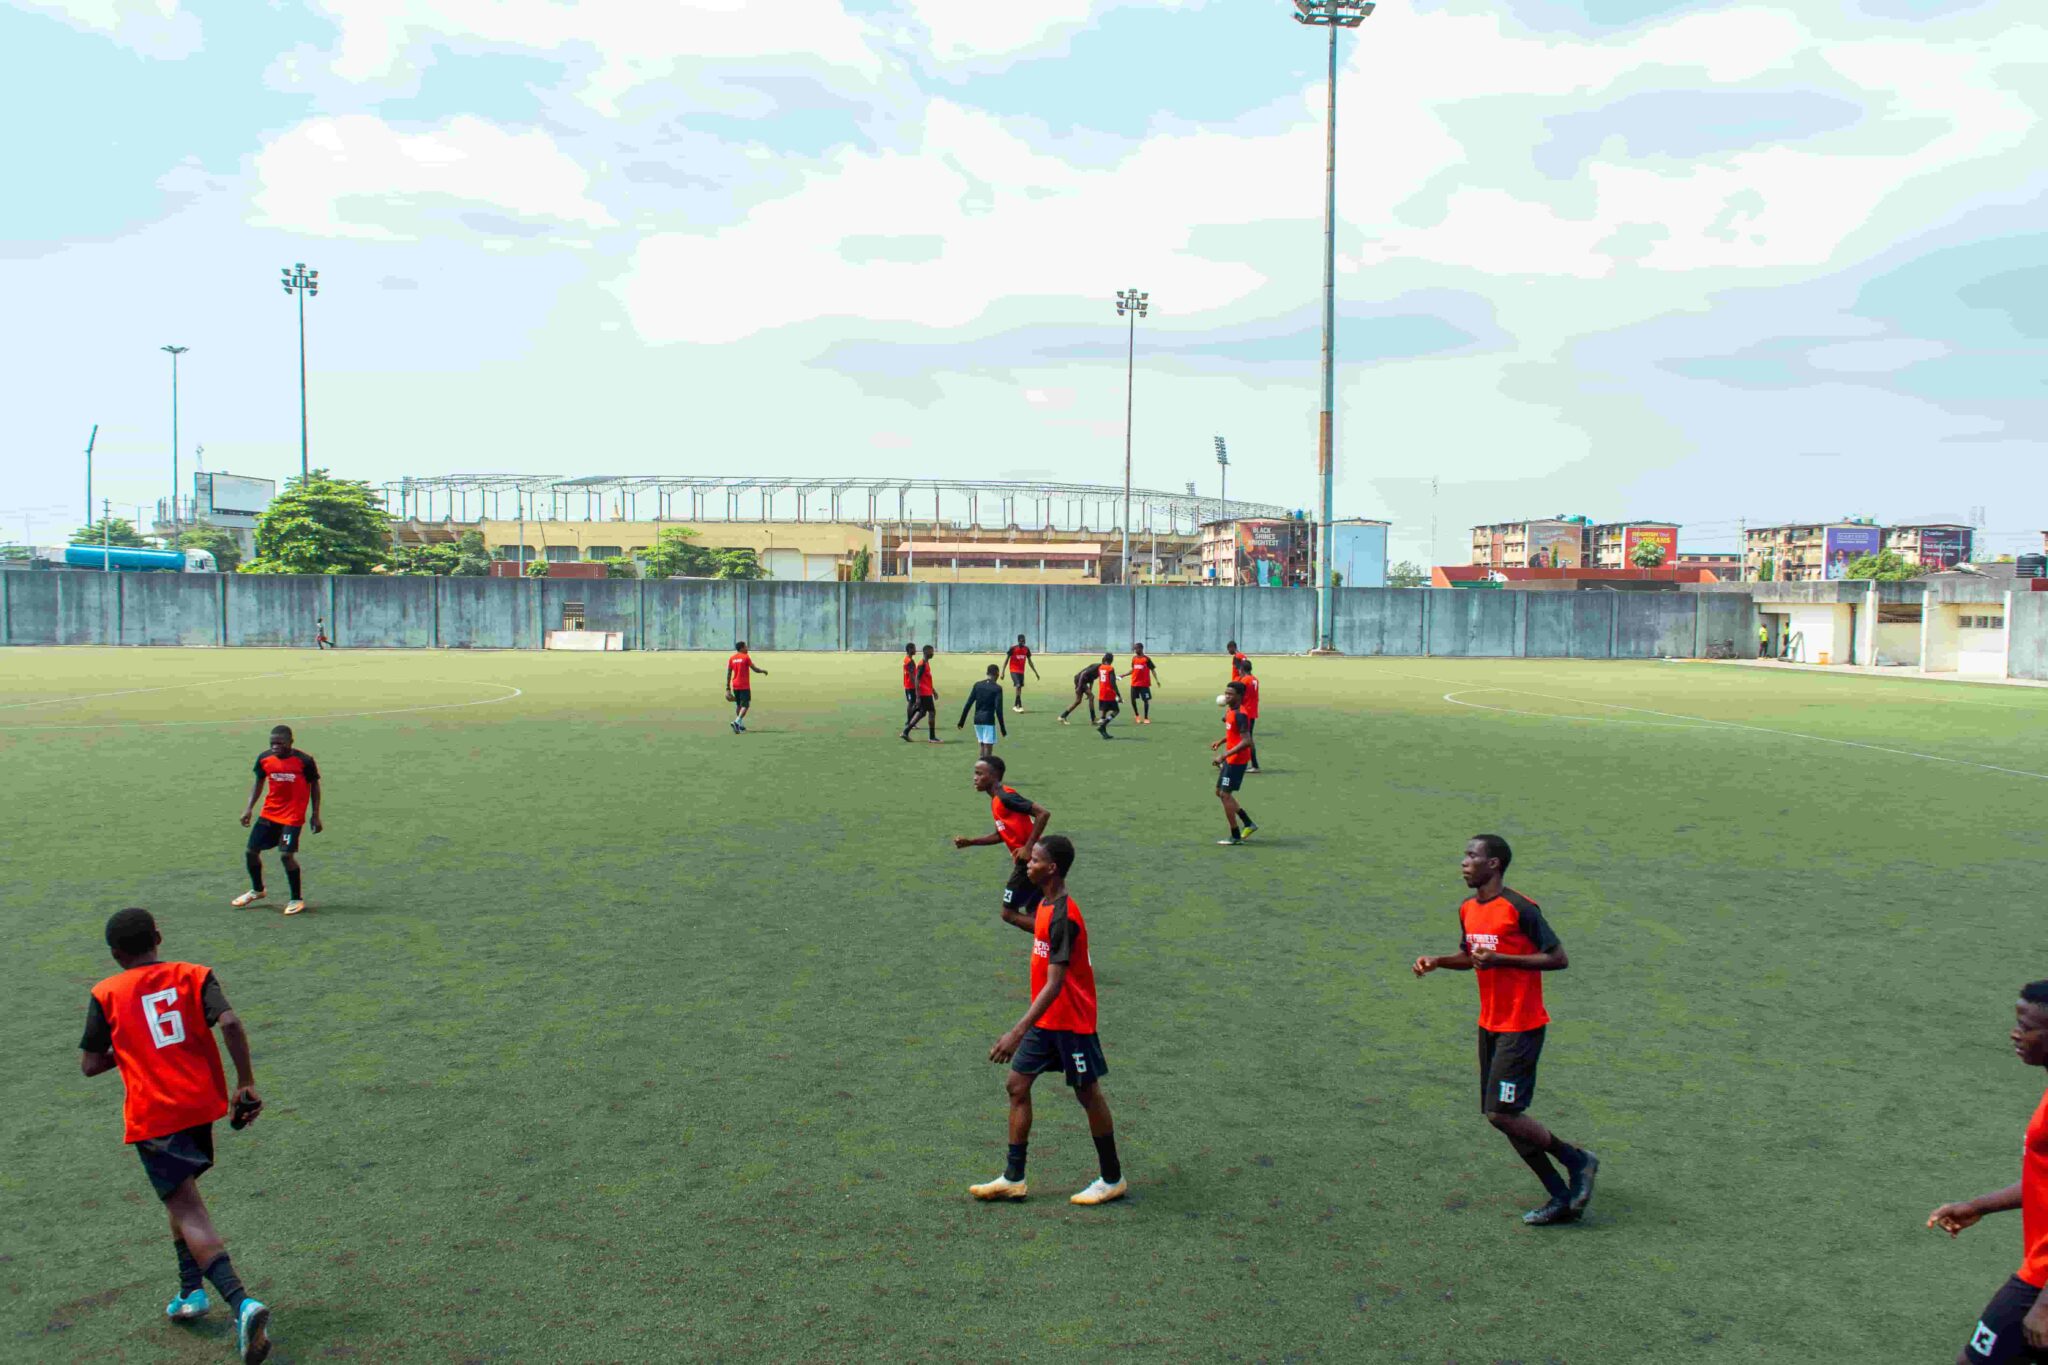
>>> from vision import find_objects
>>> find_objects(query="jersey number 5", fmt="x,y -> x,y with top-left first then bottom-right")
142,988 -> 187,1048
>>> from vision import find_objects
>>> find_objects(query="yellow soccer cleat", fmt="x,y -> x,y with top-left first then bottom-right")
282,900 -> 308,916
231,890 -> 266,908
1069,1178 -> 1127,1206
968,1175 -> 1028,1201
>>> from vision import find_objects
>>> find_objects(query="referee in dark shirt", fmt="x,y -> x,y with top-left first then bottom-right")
960,666 -> 1009,759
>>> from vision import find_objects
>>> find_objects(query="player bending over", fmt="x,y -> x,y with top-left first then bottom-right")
1928,980 -> 2048,1364
1413,835 -> 1598,1227
959,665 -> 1009,758
1210,681 -> 1258,845
234,726 -> 320,915
952,755 -> 1050,920
82,908 -> 274,1363
726,642 -> 767,733
1005,635 -> 1040,711
970,835 -> 1125,1207
1058,663 -> 1098,726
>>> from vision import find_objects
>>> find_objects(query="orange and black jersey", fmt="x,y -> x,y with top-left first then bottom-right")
1006,645 -> 1033,674
1220,707 -> 1251,765
1129,654 -> 1155,687
254,749 -> 319,826
991,785 -> 1038,852
2023,1086 -> 2048,1286
915,661 -> 936,697
1457,888 -> 1561,1034
1095,664 -> 1120,702
1030,894 -> 1097,1034
902,657 -> 917,690
82,963 -> 232,1143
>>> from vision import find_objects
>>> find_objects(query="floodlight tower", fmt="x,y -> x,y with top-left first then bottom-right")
1214,436 -> 1229,509
280,263 -> 319,481
1115,288 -> 1149,586
1292,0 -> 1373,650
161,346 -> 188,533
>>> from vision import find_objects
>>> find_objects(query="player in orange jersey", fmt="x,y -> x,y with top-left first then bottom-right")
953,755 -> 1051,919
1413,835 -> 1597,1227
1232,655 -> 1261,773
1091,653 -> 1121,739
1928,981 -> 2048,1363
901,643 -> 919,727
1124,644 -> 1159,723
1004,634 -> 1040,711
1209,680 -> 1258,844
81,908 -> 274,1362
234,726 -> 321,916
726,641 -> 768,733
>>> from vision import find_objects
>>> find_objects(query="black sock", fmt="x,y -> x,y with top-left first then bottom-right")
1545,1136 -> 1587,1171
1005,1143 -> 1028,1181
174,1239 -> 203,1295
1093,1132 -> 1121,1184
245,854 -> 264,894
1237,807 -> 1254,826
202,1254 -> 248,1312
285,865 -> 303,900
1518,1149 -> 1569,1200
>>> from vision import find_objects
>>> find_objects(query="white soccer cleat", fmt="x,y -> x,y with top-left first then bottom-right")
231,890 -> 266,908
968,1175 -> 1029,1201
282,900 -> 307,916
1070,1177 -> 1127,1206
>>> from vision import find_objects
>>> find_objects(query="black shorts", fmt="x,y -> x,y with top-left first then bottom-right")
1002,858 -> 1042,915
731,688 -> 752,707
136,1123 -> 215,1200
1011,1027 -> 1108,1088
1009,671 -> 1026,687
1966,1275 -> 2048,1362
1478,1026 -> 1545,1114
247,818 -> 303,854
1098,700 -> 1119,718
1216,763 -> 1246,792
1130,686 -> 1151,701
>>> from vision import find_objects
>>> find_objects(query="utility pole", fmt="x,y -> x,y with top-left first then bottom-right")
161,345 -> 188,536
280,264 -> 319,481
84,424 -> 97,526
1292,0 -> 1374,648
1115,288 -> 1149,587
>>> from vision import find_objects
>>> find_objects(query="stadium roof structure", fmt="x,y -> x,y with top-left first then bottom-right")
379,474 -> 1291,537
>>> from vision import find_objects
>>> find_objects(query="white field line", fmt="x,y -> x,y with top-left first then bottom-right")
0,681 -> 524,733
0,671 -> 290,711
1408,670 -> 2048,783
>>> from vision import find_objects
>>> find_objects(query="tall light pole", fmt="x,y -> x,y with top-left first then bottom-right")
1214,435 -> 1230,508
161,346 -> 188,535
1115,287 -> 1149,587
1293,0 -> 1373,649
280,263 -> 319,482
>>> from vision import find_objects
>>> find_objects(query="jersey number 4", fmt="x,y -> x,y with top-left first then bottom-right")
142,988 -> 187,1048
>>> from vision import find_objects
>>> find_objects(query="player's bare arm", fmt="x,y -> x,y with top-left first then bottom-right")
1470,943 -> 1568,971
239,773 -> 264,827
1022,803 -> 1049,858
1928,1184 -> 2022,1236
308,775 -> 323,834
991,961 -> 1067,1062
219,1007 -> 263,1121
80,1046 -> 116,1077
1413,951 -> 1475,975
953,831 -> 1002,849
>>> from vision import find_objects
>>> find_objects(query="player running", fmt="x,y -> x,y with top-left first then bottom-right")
1928,981 -> 2048,1363
313,616 -> 331,650
902,645 -> 940,744
1092,653 -> 1122,739
81,908 -> 274,1363
1005,635 -> 1040,711
1412,835 -> 1598,1227
725,642 -> 767,733
233,726 -> 321,916
969,835 -> 1126,1207
1126,645 -> 1159,723
959,665 -> 1009,758
1058,662 -> 1098,727
1234,656 -> 1262,773
952,756 -> 1050,920
902,643 -> 919,727
1210,681 -> 1258,845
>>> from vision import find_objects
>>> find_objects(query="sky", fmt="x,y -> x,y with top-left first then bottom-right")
0,0 -> 2042,562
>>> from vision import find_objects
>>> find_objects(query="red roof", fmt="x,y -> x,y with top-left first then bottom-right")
1433,565 -> 1722,587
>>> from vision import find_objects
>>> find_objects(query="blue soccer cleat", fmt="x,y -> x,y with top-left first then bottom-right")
165,1288 -> 209,1320
236,1297 -> 272,1363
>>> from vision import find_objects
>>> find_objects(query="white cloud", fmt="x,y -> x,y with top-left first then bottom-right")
8,0 -> 199,57
250,115 -> 615,240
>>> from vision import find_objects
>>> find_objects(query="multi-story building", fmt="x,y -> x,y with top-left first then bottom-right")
1883,523 -> 1975,573
1586,521 -> 1680,569
1744,520 -> 1884,581
1672,551 -> 1741,574
1469,517 -> 1589,570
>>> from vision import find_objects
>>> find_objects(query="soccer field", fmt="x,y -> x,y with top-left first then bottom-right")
8,646 -> 2048,1362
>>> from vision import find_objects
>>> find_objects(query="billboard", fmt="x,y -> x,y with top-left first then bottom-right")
1915,526 -> 1972,572
1237,520 -> 1301,587
206,474 -> 276,517
1823,525 -> 1884,579
1622,525 -> 1677,568
1527,522 -> 1582,569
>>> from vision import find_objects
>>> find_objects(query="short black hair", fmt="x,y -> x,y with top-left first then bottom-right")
735,641 -> 747,650
1225,680 -> 1246,700
1017,634 -> 1027,641
1038,833 -> 1076,876
1133,642 -> 1144,651
2022,981 -> 2048,1007
1226,639 -> 1237,651
1102,652 -> 1114,662
270,724 -> 293,738
923,644 -> 934,655
986,664 -> 999,677
1472,833 -> 1513,872
105,907 -> 157,956
982,754 -> 1007,778
1236,657 -> 1254,674
905,643 -> 915,653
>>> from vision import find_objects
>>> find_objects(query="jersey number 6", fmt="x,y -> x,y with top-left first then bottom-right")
142,988 -> 187,1049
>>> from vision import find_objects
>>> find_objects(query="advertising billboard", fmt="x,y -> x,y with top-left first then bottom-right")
206,474 -> 276,517
1915,526 -> 1973,572
1527,522 -> 1582,569
1237,520 -> 1300,587
1822,526 -> 1884,578
1622,525 -> 1677,568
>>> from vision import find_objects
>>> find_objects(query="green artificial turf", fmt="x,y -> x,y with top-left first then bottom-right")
6,647 -> 2048,1362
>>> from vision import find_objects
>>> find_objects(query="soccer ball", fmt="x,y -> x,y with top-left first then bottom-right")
1216,694 -> 1228,706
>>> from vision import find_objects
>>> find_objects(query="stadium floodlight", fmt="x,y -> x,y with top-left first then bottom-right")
161,346 -> 188,533
1215,435 -> 1230,510
1290,0 -> 1374,651
1115,288 -> 1151,586
280,264 -> 319,481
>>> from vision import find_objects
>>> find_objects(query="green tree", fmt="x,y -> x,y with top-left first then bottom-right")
1386,559 -> 1429,588
640,526 -> 712,579
452,530 -> 492,577
244,470 -> 392,575
1840,549 -> 1926,581
525,556 -> 551,578
71,516 -> 146,548
1630,539 -> 1668,569
384,542 -> 459,576
601,556 -> 638,580
175,522 -> 242,572
713,547 -> 765,580
1757,556 -> 1776,582
850,546 -> 872,582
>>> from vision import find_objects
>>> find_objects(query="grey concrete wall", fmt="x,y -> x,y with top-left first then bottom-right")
1615,594 -> 1699,658
542,578 -> 643,646
1142,587 -> 1237,656
1043,586 -> 1132,653
117,573 -> 222,646
1524,593 -> 1614,659
745,580 -> 840,651
1331,589 -> 1426,655
1238,588 -> 1316,655
2011,592 -> 2048,682
1694,592 -> 1754,659
941,584 -> 1040,654
846,584 -> 934,652
437,577 -> 532,649
337,575 -> 435,648
1425,589 -> 1521,656
645,581 -> 738,651
227,575 -> 328,646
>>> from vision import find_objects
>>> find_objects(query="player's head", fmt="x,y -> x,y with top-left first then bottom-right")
1224,680 -> 1245,708
905,642 -> 915,656
735,641 -> 748,653
1016,634 -> 1027,645
1027,833 -> 1075,886
1462,834 -> 1513,888
973,756 -> 1005,790
1226,639 -> 1237,653
2018,982 -> 2048,1066
985,664 -> 999,679
269,725 -> 293,755
1237,657 -> 1254,676
922,645 -> 934,659
1133,642 -> 1144,654
104,907 -> 159,963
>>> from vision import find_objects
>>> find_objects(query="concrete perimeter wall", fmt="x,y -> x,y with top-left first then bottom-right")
0,573 -> 1764,661
2012,593 -> 2048,682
